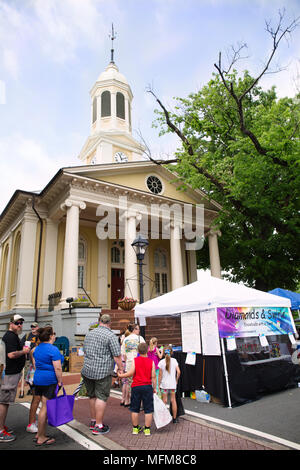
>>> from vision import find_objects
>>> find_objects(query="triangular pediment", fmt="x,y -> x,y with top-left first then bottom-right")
65,161 -> 221,211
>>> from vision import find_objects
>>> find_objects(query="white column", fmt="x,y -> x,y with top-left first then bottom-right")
15,208 -> 38,308
125,97 -> 130,133
208,230 -> 222,278
60,199 -> 86,308
170,221 -> 184,290
2,234 -> 13,311
124,212 -> 138,300
96,94 -> 101,133
41,219 -> 59,308
111,91 -> 117,129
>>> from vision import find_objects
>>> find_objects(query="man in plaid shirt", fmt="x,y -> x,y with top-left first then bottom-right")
81,314 -> 123,435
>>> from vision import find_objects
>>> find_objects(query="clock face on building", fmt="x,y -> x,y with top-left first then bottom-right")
146,175 -> 163,194
115,152 -> 128,163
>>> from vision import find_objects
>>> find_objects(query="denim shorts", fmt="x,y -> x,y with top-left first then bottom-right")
130,385 -> 154,414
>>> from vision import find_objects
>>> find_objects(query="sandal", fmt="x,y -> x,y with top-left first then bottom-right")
35,437 -> 55,446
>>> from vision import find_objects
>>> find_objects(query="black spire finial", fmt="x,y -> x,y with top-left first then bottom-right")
109,23 -> 117,63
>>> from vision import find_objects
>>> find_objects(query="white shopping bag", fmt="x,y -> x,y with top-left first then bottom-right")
153,394 -> 172,429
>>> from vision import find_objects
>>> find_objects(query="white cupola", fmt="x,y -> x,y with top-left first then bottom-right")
90,61 -> 133,136
78,25 -> 145,166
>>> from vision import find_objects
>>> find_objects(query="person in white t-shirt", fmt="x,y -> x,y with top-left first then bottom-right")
158,346 -> 181,423
120,323 -> 145,400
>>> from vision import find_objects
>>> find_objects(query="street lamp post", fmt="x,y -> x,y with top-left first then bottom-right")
131,234 -> 149,337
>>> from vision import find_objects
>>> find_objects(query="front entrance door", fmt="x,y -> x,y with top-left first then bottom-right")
111,268 -> 124,309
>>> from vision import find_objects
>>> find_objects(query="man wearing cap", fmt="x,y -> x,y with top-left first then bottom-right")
81,314 -> 123,435
0,315 -> 30,442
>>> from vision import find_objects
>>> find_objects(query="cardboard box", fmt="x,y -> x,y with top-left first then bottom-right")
69,347 -> 84,373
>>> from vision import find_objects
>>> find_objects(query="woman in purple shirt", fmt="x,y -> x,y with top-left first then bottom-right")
147,338 -> 163,395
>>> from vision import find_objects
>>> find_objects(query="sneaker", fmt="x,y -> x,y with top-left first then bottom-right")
89,420 -> 96,430
0,429 -> 15,442
132,425 -> 142,435
92,424 -> 110,435
26,422 -> 38,433
4,425 -> 14,434
143,426 -> 151,436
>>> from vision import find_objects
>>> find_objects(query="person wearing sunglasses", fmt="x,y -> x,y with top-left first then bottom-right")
0,314 -> 30,442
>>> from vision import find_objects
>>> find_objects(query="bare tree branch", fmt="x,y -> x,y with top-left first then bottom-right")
213,10 -> 299,167
146,87 -> 294,235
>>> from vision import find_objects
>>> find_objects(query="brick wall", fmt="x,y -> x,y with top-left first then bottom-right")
102,309 -> 182,347
144,315 -> 182,347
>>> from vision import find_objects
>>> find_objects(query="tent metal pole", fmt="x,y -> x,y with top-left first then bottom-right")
221,338 -> 232,409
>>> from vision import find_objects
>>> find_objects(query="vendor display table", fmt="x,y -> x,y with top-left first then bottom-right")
174,351 -> 300,407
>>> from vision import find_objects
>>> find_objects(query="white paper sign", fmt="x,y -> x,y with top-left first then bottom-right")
181,312 -> 201,354
226,337 -> 237,351
200,309 -> 221,356
259,335 -> 269,347
139,316 -> 146,327
289,333 -> 296,345
185,352 -> 196,365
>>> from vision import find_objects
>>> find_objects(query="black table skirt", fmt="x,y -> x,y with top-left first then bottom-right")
173,351 -> 300,407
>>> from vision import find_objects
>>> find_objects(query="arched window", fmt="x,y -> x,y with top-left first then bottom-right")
154,248 -> 169,296
78,237 -> 87,289
92,96 -> 97,123
101,91 -> 111,117
11,233 -> 21,293
116,92 -> 125,119
111,242 -> 124,265
0,244 -> 9,298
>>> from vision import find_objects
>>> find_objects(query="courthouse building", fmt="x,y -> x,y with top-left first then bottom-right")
0,54 -> 222,343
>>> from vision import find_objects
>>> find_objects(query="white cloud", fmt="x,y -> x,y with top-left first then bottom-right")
30,0 -> 107,63
0,0 -> 110,68
3,49 -> 19,80
0,134 -> 71,212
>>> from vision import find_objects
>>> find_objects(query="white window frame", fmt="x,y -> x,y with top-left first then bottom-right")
154,247 -> 169,296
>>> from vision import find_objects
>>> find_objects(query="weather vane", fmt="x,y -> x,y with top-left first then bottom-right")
109,23 -> 117,63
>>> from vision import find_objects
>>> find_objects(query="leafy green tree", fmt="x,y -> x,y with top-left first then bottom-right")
148,13 -> 300,291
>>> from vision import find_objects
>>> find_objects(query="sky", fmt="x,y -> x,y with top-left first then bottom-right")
0,0 -> 299,213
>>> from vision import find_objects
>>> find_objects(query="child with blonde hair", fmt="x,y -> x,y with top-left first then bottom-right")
158,346 -> 181,423
147,338 -> 163,395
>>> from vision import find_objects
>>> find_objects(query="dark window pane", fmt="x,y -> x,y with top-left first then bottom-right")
116,92 -> 125,119
101,91 -> 111,117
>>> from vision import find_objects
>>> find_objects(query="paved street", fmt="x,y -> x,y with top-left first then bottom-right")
1,372 -> 299,452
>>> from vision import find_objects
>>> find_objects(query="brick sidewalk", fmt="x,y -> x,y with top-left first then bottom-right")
16,372 -> 280,451
73,395 -> 274,451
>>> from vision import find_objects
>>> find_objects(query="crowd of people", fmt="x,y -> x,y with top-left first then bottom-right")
0,312 -> 181,445
0,315 -> 64,445
82,315 -> 181,437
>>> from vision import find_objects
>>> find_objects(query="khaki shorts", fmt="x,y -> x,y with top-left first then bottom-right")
82,374 -> 112,402
0,373 -> 21,404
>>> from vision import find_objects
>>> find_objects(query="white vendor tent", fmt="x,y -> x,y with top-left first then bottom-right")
135,276 -> 291,319
135,277 -> 294,408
